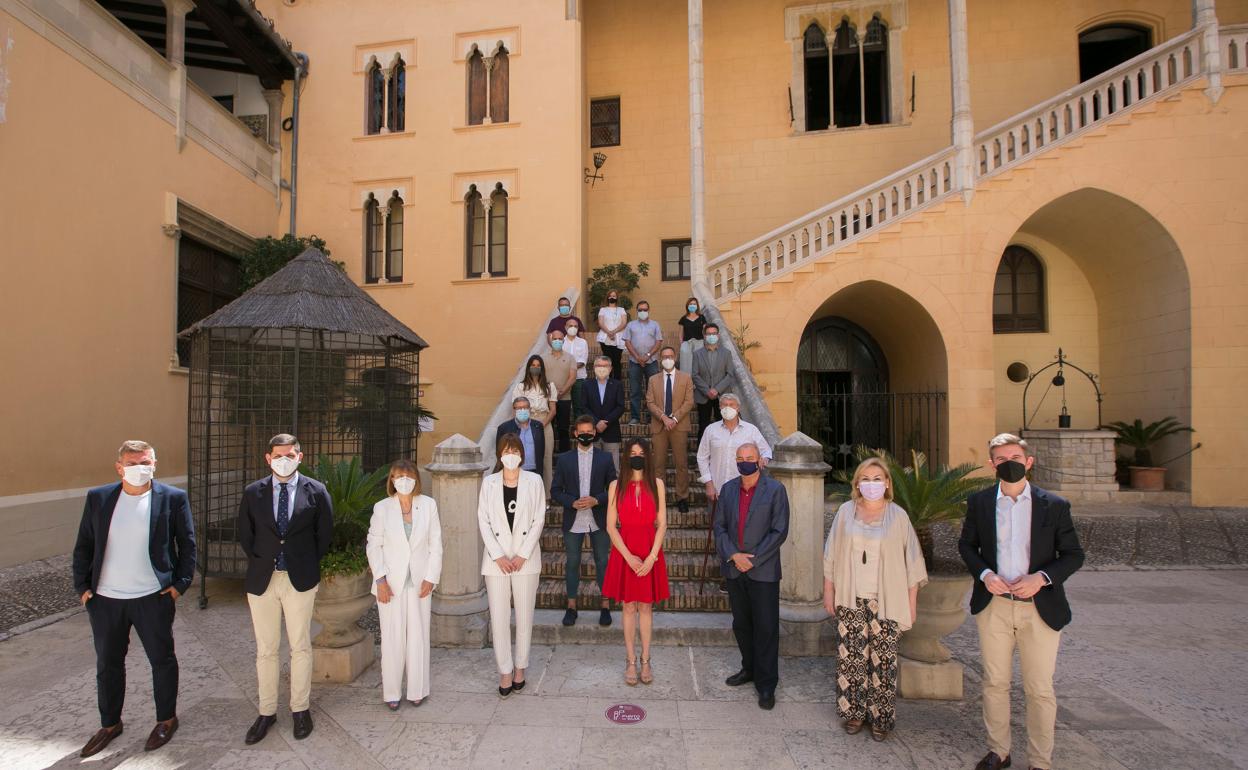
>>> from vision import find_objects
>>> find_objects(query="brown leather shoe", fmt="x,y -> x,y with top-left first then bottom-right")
144,717 -> 178,751
974,751 -> 1011,770
843,718 -> 865,735
80,723 -> 123,757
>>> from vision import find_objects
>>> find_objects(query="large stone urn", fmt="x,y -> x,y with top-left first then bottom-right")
312,568 -> 375,682
898,573 -> 971,699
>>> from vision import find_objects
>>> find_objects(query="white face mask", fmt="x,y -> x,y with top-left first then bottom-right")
122,464 -> 154,487
270,455 -> 300,478
500,453 -> 522,470
393,476 -> 416,496
661,358 -> 676,371
638,310 -> 649,320
594,367 -> 611,379
566,328 -> 578,338
721,406 -> 739,421
858,480 -> 887,501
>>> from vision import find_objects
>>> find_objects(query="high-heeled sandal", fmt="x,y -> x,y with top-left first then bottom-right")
639,657 -> 653,685
870,724 -> 888,742
624,657 -> 639,686
843,718 -> 865,735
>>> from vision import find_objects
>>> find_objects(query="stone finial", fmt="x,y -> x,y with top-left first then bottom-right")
426,433 -> 484,471
771,431 -> 831,473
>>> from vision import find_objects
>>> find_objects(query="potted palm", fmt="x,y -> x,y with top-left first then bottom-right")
1103,417 -> 1193,491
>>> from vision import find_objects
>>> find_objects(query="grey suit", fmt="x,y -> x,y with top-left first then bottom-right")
691,345 -> 735,405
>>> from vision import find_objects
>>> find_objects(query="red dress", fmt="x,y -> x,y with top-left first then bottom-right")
602,481 -> 670,604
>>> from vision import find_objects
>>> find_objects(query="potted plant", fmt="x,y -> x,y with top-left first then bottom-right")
1103,417 -> 1193,491
305,455 -> 389,649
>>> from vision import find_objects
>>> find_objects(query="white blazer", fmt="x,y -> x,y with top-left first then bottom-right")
477,470 -> 545,578
366,494 -> 443,597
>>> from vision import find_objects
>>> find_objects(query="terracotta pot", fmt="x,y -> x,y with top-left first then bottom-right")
899,573 -> 972,663
1128,466 -> 1166,491
312,568 -> 372,648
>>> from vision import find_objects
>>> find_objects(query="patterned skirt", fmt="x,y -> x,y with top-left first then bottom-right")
835,597 -> 902,731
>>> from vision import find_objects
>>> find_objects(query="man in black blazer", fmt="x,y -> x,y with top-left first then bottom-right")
959,433 -> 1084,770
237,434 -> 333,745
72,440 -> 195,757
551,415 -> 619,627
583,355 -> 626,469
496,396 -> 547,480
711,443 -> 789,710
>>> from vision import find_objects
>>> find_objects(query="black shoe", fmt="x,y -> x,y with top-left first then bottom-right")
677,499 -> 689,513
244,715 -> 276,745
599,608 -> 612,627
725,669 -> 754,687
511,677 -> 526,692
758,690 -> 776,710
562,608 -> 578,626
974,752 -> 1011,770
291,710 -> 313,740
498,684 -> 513,698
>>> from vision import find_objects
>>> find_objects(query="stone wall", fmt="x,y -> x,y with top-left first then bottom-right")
1022,429 -> 1120,501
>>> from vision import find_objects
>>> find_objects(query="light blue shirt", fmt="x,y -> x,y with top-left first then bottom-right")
622,318 -> 663,364
597,379 -> 608,403
271,472 -> 300,522
517,424 -> 536,471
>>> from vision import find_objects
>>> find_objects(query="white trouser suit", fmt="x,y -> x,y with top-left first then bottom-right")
366,494 -> 443,702
477,470 -> 545,675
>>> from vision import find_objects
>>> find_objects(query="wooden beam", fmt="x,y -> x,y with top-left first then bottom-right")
188,0 -> 286,84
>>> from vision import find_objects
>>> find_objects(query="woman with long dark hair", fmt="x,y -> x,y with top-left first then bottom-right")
511,354 -> 558,489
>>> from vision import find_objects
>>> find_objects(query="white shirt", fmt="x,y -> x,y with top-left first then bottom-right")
512,381 -> 559,416
597,306 -> 627,347
569,445 -> 599,533
696,419 -> 774,491
96,489 -> 162,599
565,334 -> 590,379
980,482 -> 1043,585
272,472 -> 300,522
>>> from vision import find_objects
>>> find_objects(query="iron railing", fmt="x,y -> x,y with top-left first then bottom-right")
797,391 -> 946,471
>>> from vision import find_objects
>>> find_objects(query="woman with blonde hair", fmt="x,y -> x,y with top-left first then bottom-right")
822,456 -> 927,741
366,460 -> 442,710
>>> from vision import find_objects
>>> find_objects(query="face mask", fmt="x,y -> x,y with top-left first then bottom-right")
628,455 -> 647,471
576,433 -> 595,446
551,339 -> 564,351
736,460 -> 759,476
515,409 -> 531,423
705,334 -> 719,346
122,464 -> 154,486
529,365 -> 542,377
995,459 -> 1027,484
501,453 -> 522,470
566,328 -> 578,338
858,481 -> 887,501
394,476 -> 416,496
721,406 -> 739,421
608,297 -> 618,305
687,304 -> 699,313
558,306 -> 571,316
594,367 -> 611,379
638,310 -> 649,321
661,358 -> 676,371
271,455 -> 299,478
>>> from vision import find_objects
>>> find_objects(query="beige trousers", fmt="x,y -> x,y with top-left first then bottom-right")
485,572 -> 540,675
975,595 -> 1062,769
246,570 -> 318,715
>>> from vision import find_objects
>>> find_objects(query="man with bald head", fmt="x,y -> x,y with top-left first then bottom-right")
711,442 -> 789,710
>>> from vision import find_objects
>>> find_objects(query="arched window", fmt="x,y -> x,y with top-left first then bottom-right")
387,57 -> 406,133
993,245 -> 1046,333
1079,24 -> 1151,82
803,24 -> 830,131
364,194 -> 383,284
467,49 -> 487,125
465,186 -> 487,276
365,60 -> 384,135
489,185 -> 508,275
465,184 -> 509,277
863,15 -> 890,125
490,46 -> 510,124
385,193 -> 404,282
831,19 -> 861,128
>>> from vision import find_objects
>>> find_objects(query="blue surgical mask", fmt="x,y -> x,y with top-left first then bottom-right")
558,306 -> 571,316
638,310 -> 649,321
687,304 -> 699,313
705,334 -> 719,345
551,339 -> 564,351
736,460 -> 759,476
515,409 -> 531,423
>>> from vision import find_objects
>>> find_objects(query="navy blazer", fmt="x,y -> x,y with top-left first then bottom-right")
550,447 -> 618,532
72,481 -> 197,597
711,474 -> 790,582
496,418 -> 546,478
582,378 -> 626,443
958,484 -> 1084,631
237,474 -> 334,594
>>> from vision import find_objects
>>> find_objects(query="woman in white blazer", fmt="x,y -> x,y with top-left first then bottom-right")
478,433 -> 545,697
366,460 -> 443,710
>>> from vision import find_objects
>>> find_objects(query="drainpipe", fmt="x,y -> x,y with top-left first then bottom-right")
289,52 -> 308,236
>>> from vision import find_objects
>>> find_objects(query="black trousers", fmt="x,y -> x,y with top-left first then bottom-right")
603,345 -> 624,380
726,576 -> 780,693
87,591 -> 178,726
696,398 -> 721,444
555,399 -> 572,453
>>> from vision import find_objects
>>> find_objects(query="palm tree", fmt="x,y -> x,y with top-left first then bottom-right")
1103,417 -> 1193,467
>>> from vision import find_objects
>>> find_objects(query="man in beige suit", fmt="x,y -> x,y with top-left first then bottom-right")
646,345 -> 695,513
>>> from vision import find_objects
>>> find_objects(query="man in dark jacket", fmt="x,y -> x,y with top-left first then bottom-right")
959,433 -> 1084,770
583,355 -> 626,470
237,434 -> 333,745
551,415 -> 618,627
73,440 -> 195,757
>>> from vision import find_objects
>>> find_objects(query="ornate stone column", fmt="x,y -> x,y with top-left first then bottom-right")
428,434 -> 490,646
261,88 -> 284,148
948,0 -> 974,202
162,0 -> 194,151
771,432 -> 833,655
1194,0 -> 1224,103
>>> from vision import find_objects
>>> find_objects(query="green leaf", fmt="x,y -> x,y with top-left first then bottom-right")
304,456 -> 389,562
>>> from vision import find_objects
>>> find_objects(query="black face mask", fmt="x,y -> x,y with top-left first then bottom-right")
608,297 -> 618,305
576,433 -> 595,446
995,459 -> 1027,484
628,456 -> 647,471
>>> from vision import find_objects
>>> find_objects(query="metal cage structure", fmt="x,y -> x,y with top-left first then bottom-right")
180,248 -> 427,608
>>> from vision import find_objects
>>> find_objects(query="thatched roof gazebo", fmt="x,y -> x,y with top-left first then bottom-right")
179,248 -> 427,606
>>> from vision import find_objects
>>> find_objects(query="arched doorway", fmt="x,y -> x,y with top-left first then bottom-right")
1078,24 -> 1151,81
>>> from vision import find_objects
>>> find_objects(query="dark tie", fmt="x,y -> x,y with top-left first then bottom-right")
664,374 -> 673,417
276,482 -> 289,570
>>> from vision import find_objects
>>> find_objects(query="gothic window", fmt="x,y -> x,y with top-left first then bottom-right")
385,193 -> 404,282
490,46 -> 510,123
993,245 -> 1046,333
364,194 -> 383,284
467,49 -> 488,125
387,57 -> 406,132
365,60 -> 385,135
803,24 -> 830,131
488,185 -> 508,276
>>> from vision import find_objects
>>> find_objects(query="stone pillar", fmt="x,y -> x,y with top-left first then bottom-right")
262,88 -> 284,147
688,0 -> 710,302
1194,0 -> 1224,103
428,434 -> 490,647
770,432 -> 833,656
162,0 -> 194,152
947,0 -> 974,202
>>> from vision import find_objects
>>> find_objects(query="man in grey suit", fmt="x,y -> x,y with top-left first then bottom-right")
691,323 -> 735,443
711,443 -> 789,710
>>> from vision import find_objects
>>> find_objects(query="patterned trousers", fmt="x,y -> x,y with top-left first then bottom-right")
836,597 -> 901,731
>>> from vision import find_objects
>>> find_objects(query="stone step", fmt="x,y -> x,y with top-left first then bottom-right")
540,551 -> 722,581
528,608 -> 736,646
535,577 -> 731,612
543,505 -> 713,529
541,525 -> 712,554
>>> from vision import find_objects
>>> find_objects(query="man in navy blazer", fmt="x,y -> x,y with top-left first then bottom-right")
551,415 -> 619,627
72,440 -> 195,757
711,442 -> 789,710
583,355 -> 626,469
496,396 -> 547,480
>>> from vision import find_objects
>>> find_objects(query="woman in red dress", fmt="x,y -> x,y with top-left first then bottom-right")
602,438 -> 670,686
